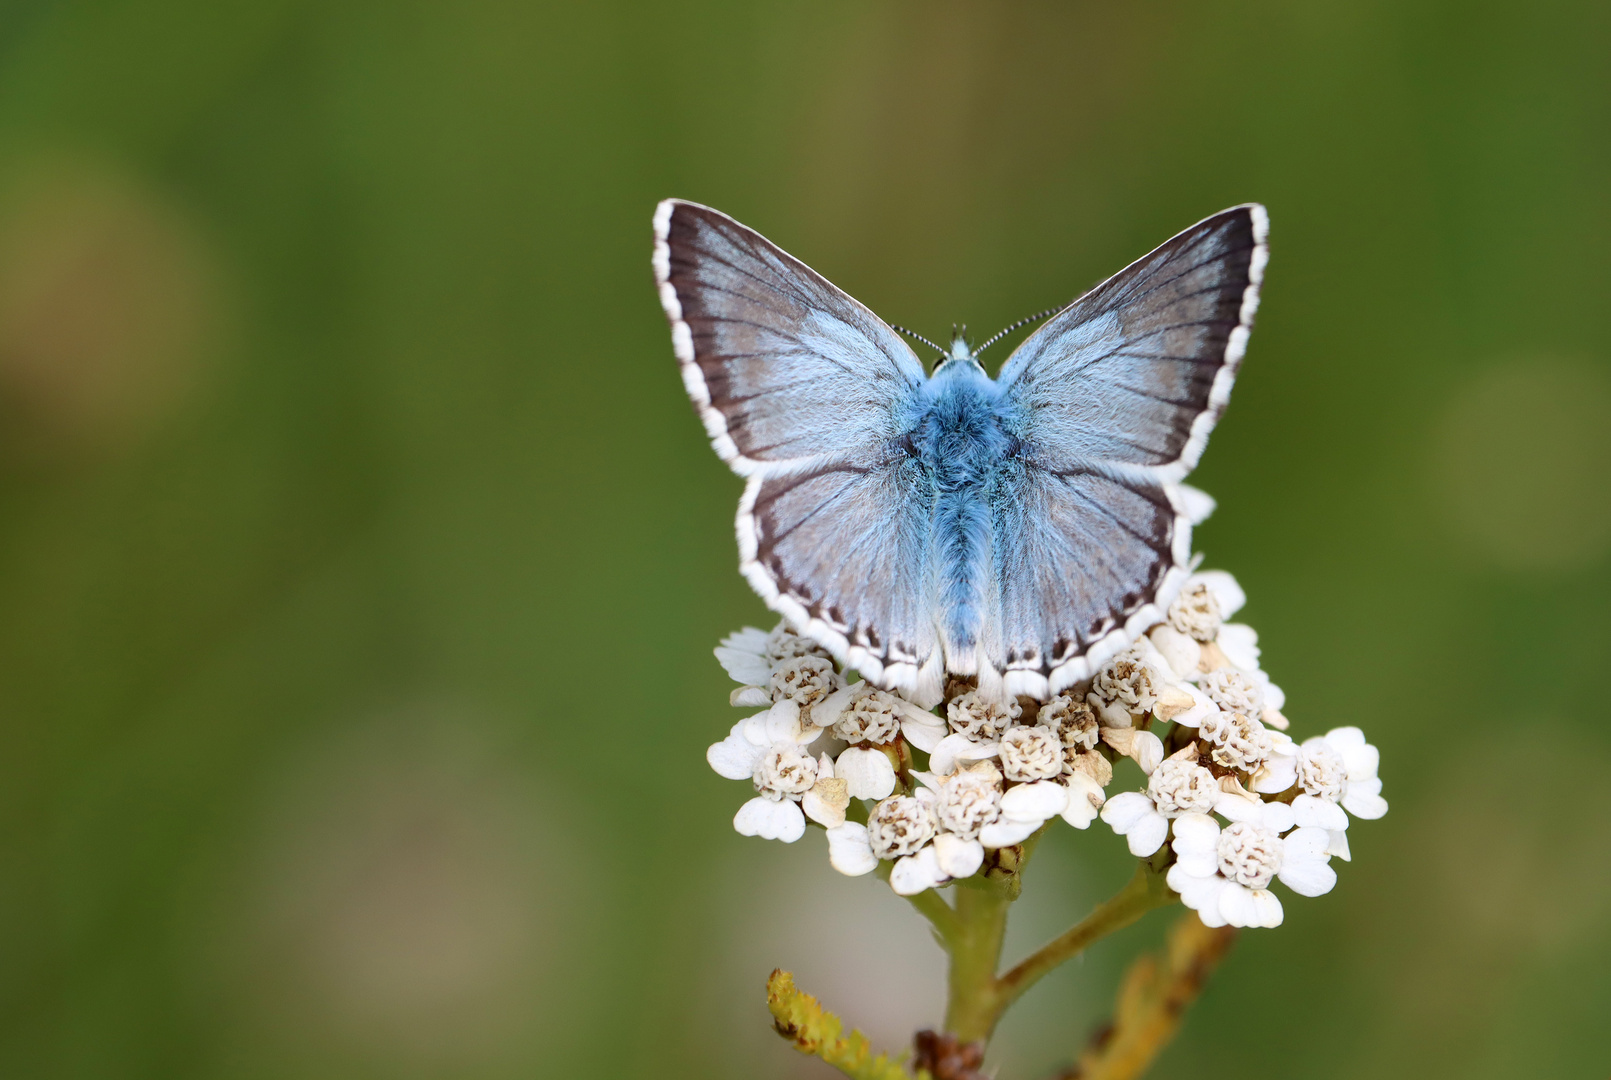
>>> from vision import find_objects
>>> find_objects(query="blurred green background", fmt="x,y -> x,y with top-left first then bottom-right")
0,1 -> 1607,1077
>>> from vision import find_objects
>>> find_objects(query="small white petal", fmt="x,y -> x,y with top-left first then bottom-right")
1277,833 -> 1337,896
930,732 -> 1000,775
1339,742 -> 1381,783
1211,791 -> 1263,824
816,752 -> 836,779
889,846 -> 947,895
1100,791 -> 1155,833
729,685 -> 772,707
1167,867 -> 1229,922
1247,888 -> 1285,927
1348,776 -> 1384,799
707,732 -> 763,780
739,711 -> 773,746
1251,752 -> 1298,794
1171,684 -> 1217,728
1217,623 -> 1260,671
1133,731 -> 1165,775
721,626 -> 772,651
1126,811 -> 1169,857
909,769 -> 943,793
715,630 -> 773,684
1326,829 -> 1352,861
826,823 -> 878,875
733,797 -> 805,842
1341,787 -> 1389,820
1059,795 -> 1099,829
933,833 -> 985,879
1001,780 -> 1069,822
1260,800 -> 1296,833
763,700 -> 805,743
1276,827 -> 1334,894
978,817 -> 1042,848
1291,794 -> 1349,831
1282,825 -> 1331,860
1149,625 -> 1203,680
1169,813 -> 1221,874
1090,696 -> 1134,728
1217,881 -> 1259,927
899,708 -> 948,753
1277,858 -> 1335,898
812,683 -> 861,729
1193,570 -> 1246,618
1322,726 -> 1367,751
1070,770 -> 1107,806
836,747 -> 898,800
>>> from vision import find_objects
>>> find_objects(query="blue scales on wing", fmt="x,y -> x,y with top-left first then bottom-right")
988,205 -> 1267,697
653,199 -> 944,698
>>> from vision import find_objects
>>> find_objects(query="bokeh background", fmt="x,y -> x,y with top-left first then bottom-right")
0,1 -> 1607,1077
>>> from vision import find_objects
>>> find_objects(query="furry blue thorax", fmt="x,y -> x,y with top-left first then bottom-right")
908,349 -> 1023,666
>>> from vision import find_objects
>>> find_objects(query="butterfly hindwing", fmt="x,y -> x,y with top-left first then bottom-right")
743,460 -> 939,697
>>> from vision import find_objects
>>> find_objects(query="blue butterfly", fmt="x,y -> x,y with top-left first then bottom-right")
654,200 -> 1266,707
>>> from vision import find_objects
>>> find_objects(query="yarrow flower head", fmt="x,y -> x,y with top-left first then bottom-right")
704,575 -> 1386,921
947,691 -> 1020,740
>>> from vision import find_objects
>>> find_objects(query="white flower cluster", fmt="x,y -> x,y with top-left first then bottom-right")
1099,571 -> 1388,928
704,570 -> 1387,922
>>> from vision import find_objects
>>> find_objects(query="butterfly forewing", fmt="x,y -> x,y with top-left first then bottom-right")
998,206 -> 1265,479
654,200 -> 926,470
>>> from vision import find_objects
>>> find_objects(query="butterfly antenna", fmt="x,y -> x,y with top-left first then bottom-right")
973,306 -> 1064,355
890,324 -> 949,358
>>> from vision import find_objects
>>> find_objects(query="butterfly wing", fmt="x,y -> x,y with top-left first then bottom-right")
654,200 -> 943,701
990,205 -> 1267,697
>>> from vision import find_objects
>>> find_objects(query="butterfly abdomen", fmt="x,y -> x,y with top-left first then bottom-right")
910,369 -> 1017,675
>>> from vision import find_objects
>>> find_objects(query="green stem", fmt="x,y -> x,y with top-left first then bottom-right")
938,829 -> 1045,1044
943,884 -> 1012,1043
992,862 -> 1176,1019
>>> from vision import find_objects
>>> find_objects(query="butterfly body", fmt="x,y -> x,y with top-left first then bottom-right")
654,199 -> 1266,706
905,348 -> 1016,674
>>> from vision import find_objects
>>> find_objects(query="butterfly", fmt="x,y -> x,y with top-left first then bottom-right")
653,199 -> 1266,708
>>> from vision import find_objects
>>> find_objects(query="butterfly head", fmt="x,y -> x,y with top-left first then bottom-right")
937,325 -> 982,372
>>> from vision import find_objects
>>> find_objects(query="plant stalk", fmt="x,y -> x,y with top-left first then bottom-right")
942,884 -> 1012,1044
937,858 -> 1178,1051
993,862 -> 1176,1018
